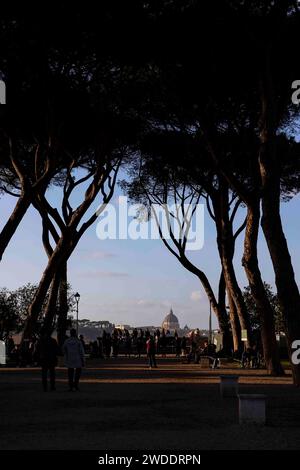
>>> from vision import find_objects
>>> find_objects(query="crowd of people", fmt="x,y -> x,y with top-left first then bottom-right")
4,328 -> 263,367
84,328 -> 174,360
4,330 -> 86,391
2,328 -> 171,390
3,328 -> 177,367
2,327 -> 264,391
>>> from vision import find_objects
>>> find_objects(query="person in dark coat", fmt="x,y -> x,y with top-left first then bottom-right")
125,330 -> 132,357
105,333 -> 112,359
36,333 -> 60,391
146,335 -> 157,369
175,336 -> 181,357
159,330 -> 167,358
136,335 -> 143,359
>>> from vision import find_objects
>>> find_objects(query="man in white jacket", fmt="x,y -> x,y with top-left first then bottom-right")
63,329 -> 85,391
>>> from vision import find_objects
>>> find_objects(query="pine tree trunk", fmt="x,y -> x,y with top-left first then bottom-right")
22,231 -> 77,339
261,203 -> 300,383
57,263 -> 69,347
195,273 -> 230,342
218,271 -> 232,354
187,267 -> 230,349
260,162 -> 300,383
242,202 -> 284,376
258,85 -> 300,384
227,289 -> 241,353
221,256 -> 251,346
0,193 -> 31,261
212,186 -> 252,347
179,255 -> 231,345
41,271 -> 61,335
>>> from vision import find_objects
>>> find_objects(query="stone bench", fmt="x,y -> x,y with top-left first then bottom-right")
219,375 -> 239,397
238,394 -> 266,425
199,357 -> 210,368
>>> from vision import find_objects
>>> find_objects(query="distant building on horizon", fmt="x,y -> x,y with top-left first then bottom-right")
69,308 -> 192,341
161,308 -> 180,333
77,319 -> 115,341
115,324 -> 132,331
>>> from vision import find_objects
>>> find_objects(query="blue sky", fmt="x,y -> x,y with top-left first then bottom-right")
0,172 -> 299,330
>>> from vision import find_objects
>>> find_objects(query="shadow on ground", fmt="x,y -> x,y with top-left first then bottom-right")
1,358 -> 299,450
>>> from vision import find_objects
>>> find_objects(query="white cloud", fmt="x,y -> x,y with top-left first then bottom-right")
190,290 -> 202,302
78,270 -> 129,279
78,250 -> 116,260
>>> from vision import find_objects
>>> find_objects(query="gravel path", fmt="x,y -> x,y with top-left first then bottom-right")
1,357 -> 299,450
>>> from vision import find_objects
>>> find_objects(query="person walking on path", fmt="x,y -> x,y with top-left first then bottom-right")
146,335 -> 157,369
159,330 -> 167,358
63,329 -> 85,391
125,330 -> 132,358
36,333 -> 60,392
79,334 -> 86,352
136,335 -> 143,359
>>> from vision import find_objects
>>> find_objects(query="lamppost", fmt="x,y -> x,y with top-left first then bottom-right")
209,300 -> 212,344
74,292 -> 81,336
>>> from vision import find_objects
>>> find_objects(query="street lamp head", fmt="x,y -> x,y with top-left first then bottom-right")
74,292 -> 80,302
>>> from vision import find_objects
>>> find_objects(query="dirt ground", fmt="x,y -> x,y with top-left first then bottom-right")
1,357 -> 300,450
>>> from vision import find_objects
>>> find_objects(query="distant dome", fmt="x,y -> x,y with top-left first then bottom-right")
162,308 -> 180,331
163,310 -> 179,324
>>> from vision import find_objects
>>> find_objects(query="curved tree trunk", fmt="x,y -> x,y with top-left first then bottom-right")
259,158 -> 300,383
194,271 -> 230,344
41,270 -> 61,335
177,254 -> 231,348
22,231 -> 78,339
22,164 -> 118,341
39,212 -> 69,344
212,185 -> 252,347
227,289 -> 241,353
218,270 -> 232,353
218,270 -> 226,314
220,254 -> 251,346
242,202 -> 284,376
57,263 -> 69,347
261,203 -> 300,383
0,193 -> 31,261
258,82 -> 300,384
41,262 -> 69,342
